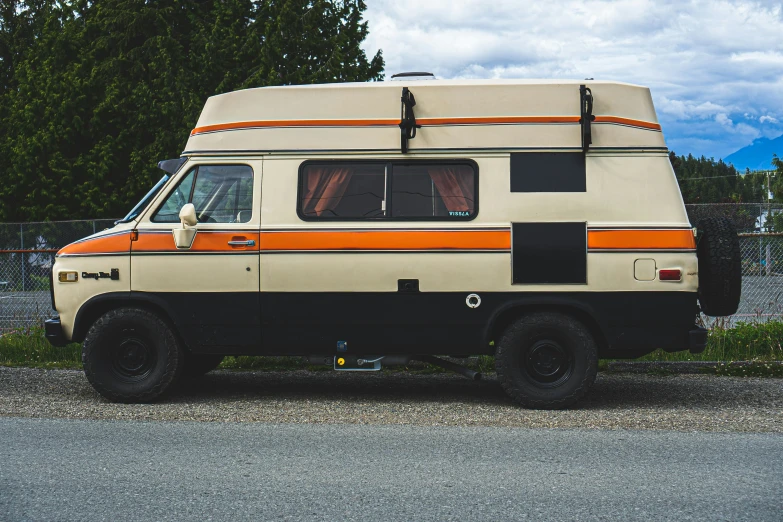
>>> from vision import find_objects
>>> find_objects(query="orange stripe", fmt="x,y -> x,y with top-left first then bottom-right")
130,229 -> 692,252
259,230 -> 511,251
190,115 -> 660,135
133,231 -> 260,252
58,229 -> 691,255
132,232 -> 172,251
57,233 -> 131,256
594,116 -> 661,130
588,230 -> 695,250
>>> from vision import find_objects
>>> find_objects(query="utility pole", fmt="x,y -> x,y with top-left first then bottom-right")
755,169 -> 776,276
767,170 -> 772,231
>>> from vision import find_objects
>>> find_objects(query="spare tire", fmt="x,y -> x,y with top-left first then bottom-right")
696,217 -> 741,316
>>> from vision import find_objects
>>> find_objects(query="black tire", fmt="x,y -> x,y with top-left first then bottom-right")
182,353 -> 224,378
82,308 -> 183,403
495,312 -> 598,410
697,217 -> 741,316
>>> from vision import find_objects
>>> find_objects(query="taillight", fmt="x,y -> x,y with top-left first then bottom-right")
659,269 -> 681,281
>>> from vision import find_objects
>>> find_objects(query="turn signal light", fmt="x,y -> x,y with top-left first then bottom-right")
58,271 -> 78,283
659,269 -> 681,281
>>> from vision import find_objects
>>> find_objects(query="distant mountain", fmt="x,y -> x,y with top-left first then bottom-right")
724,134 -> 783,172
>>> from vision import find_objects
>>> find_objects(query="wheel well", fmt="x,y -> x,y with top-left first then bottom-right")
487,304 -> 609,355
72,296 -> 176,343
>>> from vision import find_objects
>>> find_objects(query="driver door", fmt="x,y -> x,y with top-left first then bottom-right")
131,161 -> 261,353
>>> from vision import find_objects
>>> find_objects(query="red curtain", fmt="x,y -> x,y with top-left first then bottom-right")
427,166 -> 475,213
301,167 -> 353,216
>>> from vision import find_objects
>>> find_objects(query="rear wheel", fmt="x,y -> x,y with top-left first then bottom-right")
82,308 -> 183,403
495,312 -> 598,409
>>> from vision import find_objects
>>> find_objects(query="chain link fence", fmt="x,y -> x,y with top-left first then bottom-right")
0,219 -> 117,333
2,206 -> 783,334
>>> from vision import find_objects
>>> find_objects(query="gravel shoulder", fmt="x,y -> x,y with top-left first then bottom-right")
0,367 -> 781,432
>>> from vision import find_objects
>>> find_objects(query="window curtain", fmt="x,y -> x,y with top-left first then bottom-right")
427,166 -> 475,213
301,167 -> 354,216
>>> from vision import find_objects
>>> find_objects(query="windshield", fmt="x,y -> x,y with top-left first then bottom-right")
116,174 -> 171,224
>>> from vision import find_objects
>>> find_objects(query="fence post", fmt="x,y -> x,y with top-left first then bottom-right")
766,243 -> 772,276
93,220 -> 96,235
760,204 -> 764,272
20,223 -> 24,292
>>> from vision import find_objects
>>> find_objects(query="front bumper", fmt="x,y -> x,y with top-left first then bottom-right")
689,326 -> 709,354
44,317 -> 68,347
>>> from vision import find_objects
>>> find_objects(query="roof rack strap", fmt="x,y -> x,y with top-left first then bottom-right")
400,87 -> 421,153
579,85 -> 595,152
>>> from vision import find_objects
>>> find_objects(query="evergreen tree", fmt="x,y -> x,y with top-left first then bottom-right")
0,0 -> 384,221
670,151 -> 766,204
0,0 -> 92,220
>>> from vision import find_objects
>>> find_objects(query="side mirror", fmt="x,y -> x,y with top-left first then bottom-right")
179,203 -> 197,228
173,203 -> 197,249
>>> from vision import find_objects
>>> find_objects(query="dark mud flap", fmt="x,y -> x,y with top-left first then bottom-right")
44,317 -> 68,347
689,327 -> 709,354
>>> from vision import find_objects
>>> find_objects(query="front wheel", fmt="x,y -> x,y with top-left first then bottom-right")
82,308 -> 183,403
495,312 -> 598,409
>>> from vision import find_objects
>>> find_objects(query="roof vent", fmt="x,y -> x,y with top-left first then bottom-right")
390,72 -> 436,81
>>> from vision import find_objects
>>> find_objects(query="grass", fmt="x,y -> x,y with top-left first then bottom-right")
711,361 -> 783,377
0,327 -> 81,369
634,319 -> 783,363
1,322 -> 781,376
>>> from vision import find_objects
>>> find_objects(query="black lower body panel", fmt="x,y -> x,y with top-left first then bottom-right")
147,292 -> 261,354
141,290 -> 698,357
255,291 -> 699,358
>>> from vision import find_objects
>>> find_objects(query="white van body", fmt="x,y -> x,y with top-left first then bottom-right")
48,79 -> 722,407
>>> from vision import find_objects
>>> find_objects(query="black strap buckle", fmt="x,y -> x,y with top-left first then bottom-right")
579,84 -> 596,152
400,87 -> 421,153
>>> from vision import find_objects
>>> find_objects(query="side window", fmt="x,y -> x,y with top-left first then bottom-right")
152,169 -> 196,223
298,162 -> 476,220
391,164 -> 475,218
152,165 -> 253,223
300,164 -> 386,218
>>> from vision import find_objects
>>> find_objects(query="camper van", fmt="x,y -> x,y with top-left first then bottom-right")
45,78 -> 741,409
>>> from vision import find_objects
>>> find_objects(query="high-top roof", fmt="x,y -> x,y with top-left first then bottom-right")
183,79 -> 665,155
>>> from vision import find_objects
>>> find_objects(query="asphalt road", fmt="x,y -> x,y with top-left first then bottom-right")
1,417 -> 781,522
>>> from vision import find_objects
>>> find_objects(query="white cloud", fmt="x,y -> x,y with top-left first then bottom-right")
715,113 -> 733,126
362,0 -> 783,158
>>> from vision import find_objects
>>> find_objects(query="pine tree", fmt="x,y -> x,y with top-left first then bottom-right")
0,0 -> 384,221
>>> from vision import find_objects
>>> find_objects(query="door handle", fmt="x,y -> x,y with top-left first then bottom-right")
228,240 -> 256,246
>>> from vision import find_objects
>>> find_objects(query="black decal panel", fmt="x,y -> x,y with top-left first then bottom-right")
510,152 -> 586,192
512,222 -> 587,284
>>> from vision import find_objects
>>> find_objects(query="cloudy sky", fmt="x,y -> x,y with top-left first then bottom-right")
362,0 -> 783,160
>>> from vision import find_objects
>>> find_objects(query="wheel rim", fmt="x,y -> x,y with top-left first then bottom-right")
523,340 -> 573,386
112,337 -> 155,379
